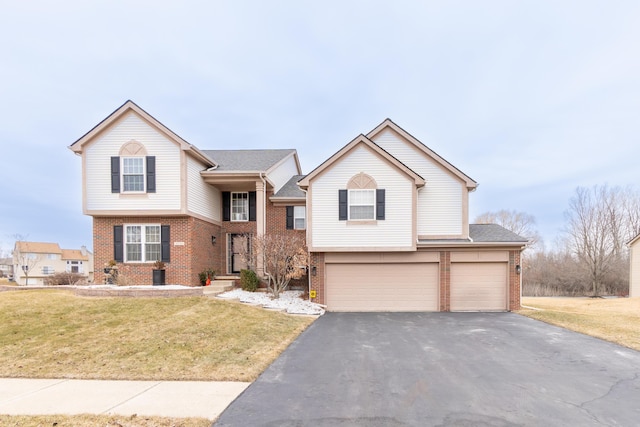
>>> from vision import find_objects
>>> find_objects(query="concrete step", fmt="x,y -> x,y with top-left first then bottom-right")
202,279 -> 236,296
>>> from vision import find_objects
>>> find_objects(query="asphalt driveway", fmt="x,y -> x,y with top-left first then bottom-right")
214,313 -> 640,426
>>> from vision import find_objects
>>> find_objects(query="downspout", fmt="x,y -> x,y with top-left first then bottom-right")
259,173 -> 267,278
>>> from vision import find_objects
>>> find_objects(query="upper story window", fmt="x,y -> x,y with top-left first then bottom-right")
125,224 -> 161,262
41,266 -> 54,275
286,206 -> 306,230
294,206 -> 306,229
339,173 -> 385,222
231,192 -> 249,221
111,140 -> 156,194
122,157 -> 145,192
349,189 -> 375,220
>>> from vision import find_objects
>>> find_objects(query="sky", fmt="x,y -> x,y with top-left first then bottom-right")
1,0 -> 639,255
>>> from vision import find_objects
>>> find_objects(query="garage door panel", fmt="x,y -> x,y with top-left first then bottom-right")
326,263 -> 439,312
451,263 -> 507,311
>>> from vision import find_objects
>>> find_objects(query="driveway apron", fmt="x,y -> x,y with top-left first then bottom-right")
214,312 -> 640,426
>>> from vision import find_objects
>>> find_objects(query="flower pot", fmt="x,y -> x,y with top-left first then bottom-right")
152,269 -> 166,286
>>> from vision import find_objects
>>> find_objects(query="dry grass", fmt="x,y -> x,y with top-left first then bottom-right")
0,413 -> 211,427
0,289 -> 315,381
519,297 -> 640,351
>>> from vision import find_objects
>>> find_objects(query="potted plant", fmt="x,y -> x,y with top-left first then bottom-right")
152,260 -> 166,286
104,259 -> 117,274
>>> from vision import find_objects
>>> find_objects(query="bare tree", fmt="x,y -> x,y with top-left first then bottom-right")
11,235 -> 38,286
474,209 -> 541,250
240,233 -> 308,299
564,186 -> 618,296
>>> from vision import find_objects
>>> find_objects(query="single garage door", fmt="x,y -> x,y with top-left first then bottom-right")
450,262 -> 507,311
326,263 -> 439,312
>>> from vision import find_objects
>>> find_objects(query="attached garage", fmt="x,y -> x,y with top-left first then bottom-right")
325,252 -> 439,312
450,260 -> 508,312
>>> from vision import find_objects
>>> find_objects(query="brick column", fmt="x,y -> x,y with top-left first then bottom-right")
310,252 -> 325,305
509,250 -> 522,310
439,251 -> 451,312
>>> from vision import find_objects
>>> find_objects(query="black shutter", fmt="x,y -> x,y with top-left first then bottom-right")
339,189 -> 348,220
286,206 -> 294,229
249,191 -> 257,221
111,157 -> 120,193
146,156 -> 156,193
222,192 -> 230,221
376,189 -> 385,220
161,225 -> 170,263
113,225 -> 123,262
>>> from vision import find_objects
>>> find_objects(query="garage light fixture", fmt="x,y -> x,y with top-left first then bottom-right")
515,265 -> 521,275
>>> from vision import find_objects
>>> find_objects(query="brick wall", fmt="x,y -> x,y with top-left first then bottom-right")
509,250 -> 522,310
439,251 -> 451,312
93,216 -> 220,286
309,252 -> 325,304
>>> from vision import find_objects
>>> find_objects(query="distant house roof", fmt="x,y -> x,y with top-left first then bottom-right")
61,249 -> 90,261
202,149 -> 296,172
273,175 -> 306,198
469,224 -> 529,243
14,242 -> 62,254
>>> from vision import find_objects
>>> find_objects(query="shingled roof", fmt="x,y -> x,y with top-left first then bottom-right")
202,149 -> 296,172
469,224 -> 529,243
273,175 -> 306,198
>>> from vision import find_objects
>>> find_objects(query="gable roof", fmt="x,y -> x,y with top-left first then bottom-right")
367,119 -> 477,190
298,134 -> 425,188
68,100 -> 214,167
202,149 -> 297,172
14,241 -> 62,254
272,175 -> 307,199
627,232 -> 640,247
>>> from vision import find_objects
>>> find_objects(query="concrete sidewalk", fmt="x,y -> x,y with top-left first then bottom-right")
0,378 -> 249,420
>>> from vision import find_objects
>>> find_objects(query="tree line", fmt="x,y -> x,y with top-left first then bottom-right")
476,185 -> 640,297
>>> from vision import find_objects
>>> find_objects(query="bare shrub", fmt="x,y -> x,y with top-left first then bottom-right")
44,272 -> 86,286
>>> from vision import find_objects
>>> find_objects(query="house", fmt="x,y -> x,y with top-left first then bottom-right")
12,241 -> 94,285
69,100 -> 527,311
628,233 -> 640,297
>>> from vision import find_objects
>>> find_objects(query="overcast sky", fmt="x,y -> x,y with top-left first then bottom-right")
1,0 -> 639,254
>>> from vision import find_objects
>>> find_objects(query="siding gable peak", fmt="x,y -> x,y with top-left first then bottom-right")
298,134 -> 424,189
367,119 -> 478,191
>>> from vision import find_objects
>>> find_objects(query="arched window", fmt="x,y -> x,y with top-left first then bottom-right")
339,173 -> 385,221
110,140 -> 155,193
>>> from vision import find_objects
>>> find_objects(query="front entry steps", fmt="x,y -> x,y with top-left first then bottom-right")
203,276 -> 238,297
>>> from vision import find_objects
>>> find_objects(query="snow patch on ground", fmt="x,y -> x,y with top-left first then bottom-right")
217,289 -> 325,316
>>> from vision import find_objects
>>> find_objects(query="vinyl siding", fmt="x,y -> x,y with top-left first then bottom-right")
372,129 -> 464,236
267,155 -> 299,193
85,112 -> 182,211
310,145 -> 413,249
631,240 -> 640,297
187,155 -> 220,221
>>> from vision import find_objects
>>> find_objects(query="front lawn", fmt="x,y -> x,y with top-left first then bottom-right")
519,297 -> 640,351
0,289 -> 315,381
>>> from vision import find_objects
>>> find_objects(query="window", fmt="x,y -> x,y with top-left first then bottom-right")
47,253 -> 59,260
41,266 -> 54,275
67,260 -> 82,274
294,206 -> 306,229
125,225 -> 161,262
231,192 -> 249,221
122,157 -> 145,192
349,189 -> 375,220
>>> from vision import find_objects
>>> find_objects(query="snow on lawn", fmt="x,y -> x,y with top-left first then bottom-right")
217,289 -> 325,316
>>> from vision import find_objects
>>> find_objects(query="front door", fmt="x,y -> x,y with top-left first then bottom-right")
229,234 -> 250,274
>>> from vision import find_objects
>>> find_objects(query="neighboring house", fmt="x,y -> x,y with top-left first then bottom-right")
12,242 -> 94,285
0,258 -> 13,278
628,233 -> 640,297
69,100 -> 527,311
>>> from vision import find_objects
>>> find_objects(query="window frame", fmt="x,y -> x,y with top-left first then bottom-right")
123,224 -> 162,263
293,206 -> 306,230
121,157 -> 146,193
231,192 -> 249,222
348,189 -> 376,221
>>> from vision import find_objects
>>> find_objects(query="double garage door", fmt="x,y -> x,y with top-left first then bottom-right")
325,254 -> 508,312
